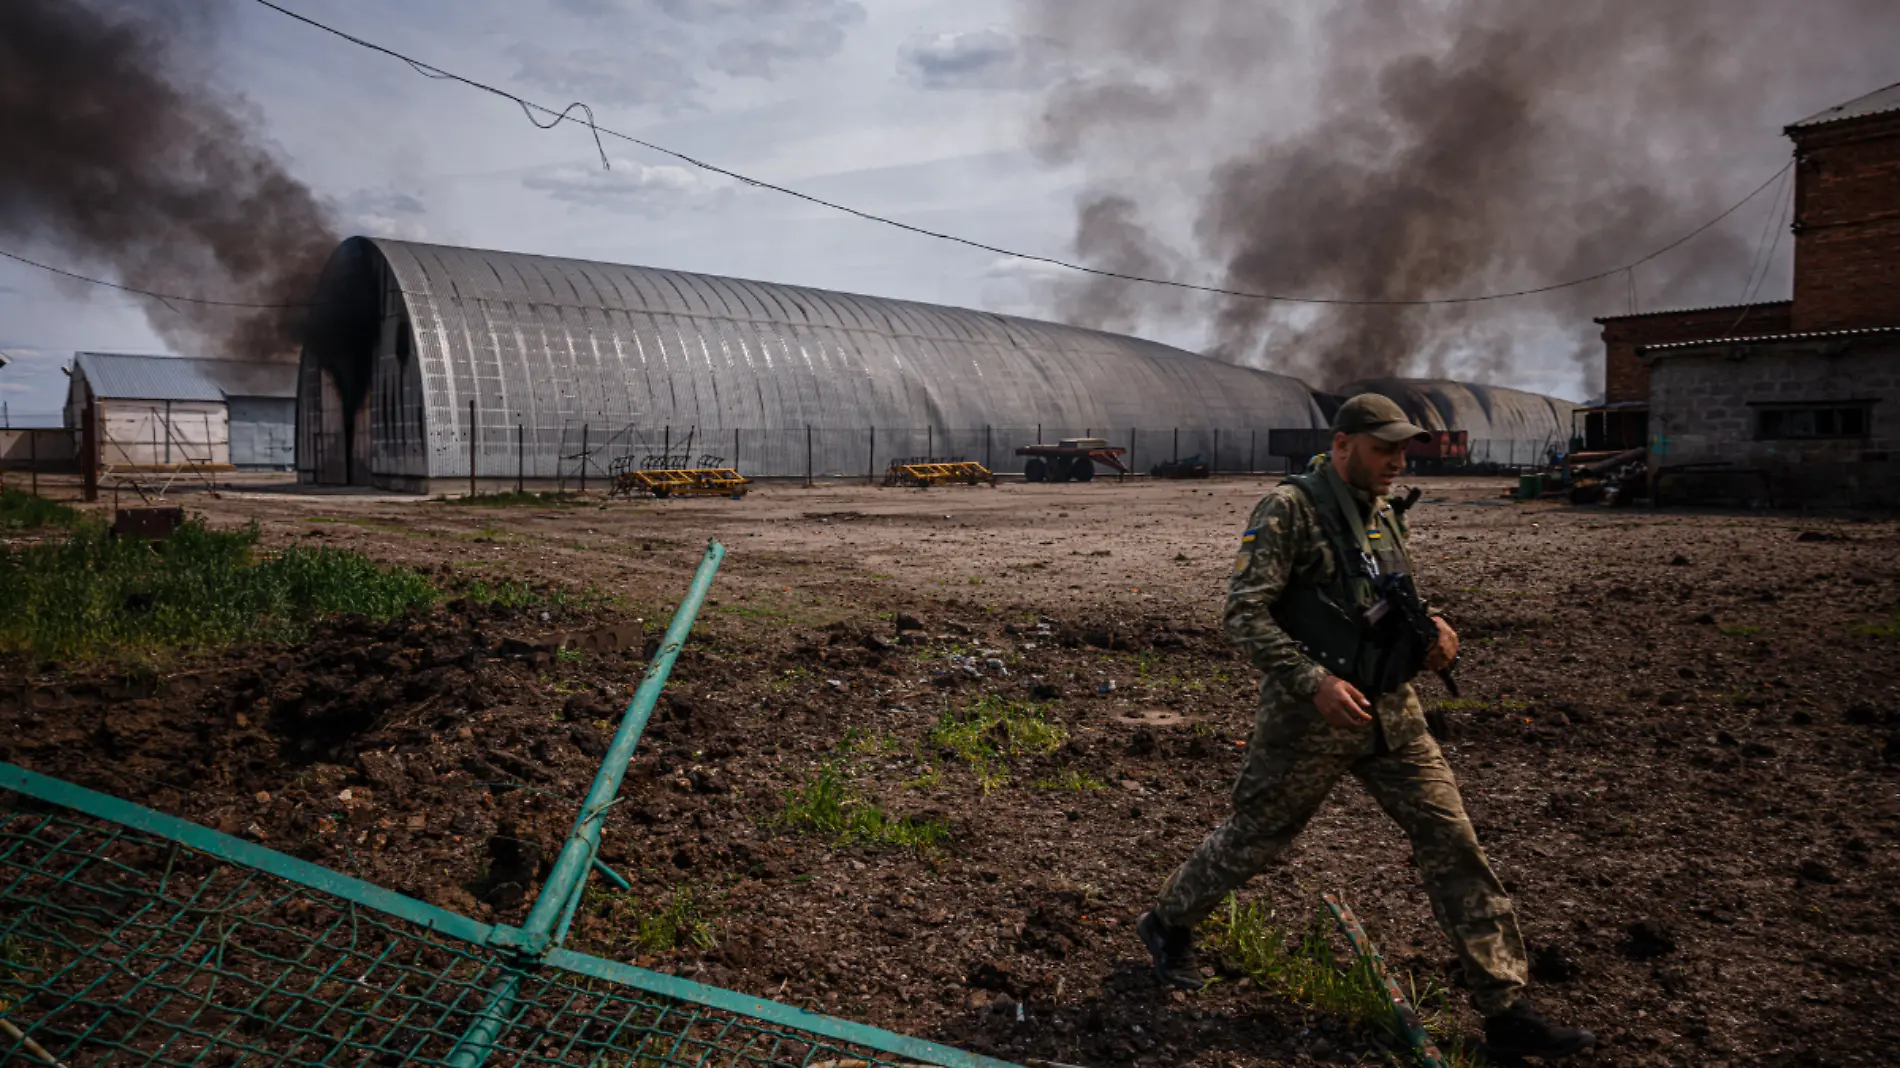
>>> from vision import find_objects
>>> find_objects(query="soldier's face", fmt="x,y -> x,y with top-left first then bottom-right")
1339,434 -> 1408,494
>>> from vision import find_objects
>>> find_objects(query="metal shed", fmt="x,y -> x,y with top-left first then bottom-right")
296,237 -> 1328,490
1335,377 -> 1578,466
64,353 -> 297,471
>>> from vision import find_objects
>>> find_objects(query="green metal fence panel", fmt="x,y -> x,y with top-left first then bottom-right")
0,539 -> 1018,1068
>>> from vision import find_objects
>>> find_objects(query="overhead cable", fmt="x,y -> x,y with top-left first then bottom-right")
248,0 -> 1798,308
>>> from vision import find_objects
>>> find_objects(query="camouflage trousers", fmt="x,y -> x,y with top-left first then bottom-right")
1154,709 -> 1529,1016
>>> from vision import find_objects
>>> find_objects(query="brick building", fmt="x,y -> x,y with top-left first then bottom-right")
1587,80 -> 1900,504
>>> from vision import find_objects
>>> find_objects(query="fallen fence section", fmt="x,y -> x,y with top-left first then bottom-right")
0,540 -> 1015,1068
1322,892 -> 1449,1068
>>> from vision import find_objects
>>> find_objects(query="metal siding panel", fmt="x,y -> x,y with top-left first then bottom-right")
334,238 -> 1394,484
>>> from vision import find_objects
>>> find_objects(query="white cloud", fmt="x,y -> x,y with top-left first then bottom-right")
509,41 -> 704,111
898,28 -> 1066,91
983,255 -> 1072,281
339,188 -> 433,242
656,0 -> 860,25
710,17 -> 857,79
522,158 -> 739,215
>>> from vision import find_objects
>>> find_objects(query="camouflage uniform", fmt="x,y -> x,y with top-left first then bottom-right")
1153,463 -> 1529,1016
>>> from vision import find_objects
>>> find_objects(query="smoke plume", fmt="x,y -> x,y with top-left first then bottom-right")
0,0 -> 338,360
1021,1 -> 1900,395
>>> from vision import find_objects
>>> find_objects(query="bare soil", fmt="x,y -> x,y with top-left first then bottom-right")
4,475 -> 1899,1068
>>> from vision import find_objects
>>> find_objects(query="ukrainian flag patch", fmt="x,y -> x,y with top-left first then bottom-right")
1241,529 -> 1257,544
1367,529 -> 1383,541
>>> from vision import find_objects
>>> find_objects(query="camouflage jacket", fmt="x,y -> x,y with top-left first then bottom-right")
1225,463 -> 1428,751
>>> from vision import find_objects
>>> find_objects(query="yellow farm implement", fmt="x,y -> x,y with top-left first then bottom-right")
883,459 -> 994,488
609,465 -> 750,499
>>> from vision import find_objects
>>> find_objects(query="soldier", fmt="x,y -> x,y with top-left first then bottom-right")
1136,394 -> 1594,1061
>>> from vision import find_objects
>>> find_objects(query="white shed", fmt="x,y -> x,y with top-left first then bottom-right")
65,353 -> 297,471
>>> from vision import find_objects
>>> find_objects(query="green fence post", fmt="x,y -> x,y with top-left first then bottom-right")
524,539 -> 727,948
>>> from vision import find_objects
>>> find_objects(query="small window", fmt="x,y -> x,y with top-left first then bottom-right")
1754,403 -> 1872,440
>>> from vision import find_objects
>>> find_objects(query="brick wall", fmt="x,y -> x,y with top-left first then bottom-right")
1790,112 -> 1900,331
1647,336 -> 1900,505
1596,303 -> 1792,404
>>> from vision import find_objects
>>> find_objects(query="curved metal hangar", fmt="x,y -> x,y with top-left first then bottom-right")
295,237 -> 1326,490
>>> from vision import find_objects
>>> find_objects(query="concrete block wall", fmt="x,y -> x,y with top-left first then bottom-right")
1648,338 -> 1900,505
1790,112 -> 1900,332
1596,303 -> 1791,405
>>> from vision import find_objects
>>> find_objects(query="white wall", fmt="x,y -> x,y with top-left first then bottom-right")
97,400 -> 230,468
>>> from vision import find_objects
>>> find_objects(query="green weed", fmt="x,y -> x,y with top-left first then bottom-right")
930,695 -> 1067,792
779,765 -> 950,851
0,489 -> 78,531
838,728 -> 903,756
582,884 -> 719,953
1849,611 -> 1900,639
0,932 -> 49,1013
1209,896 -> 1477,1061
1433,696 -> 1528,714
0,519 -> 436,660
766,667 -> 812,693
1032,768 -> 1107,792
556,646 -> 589,664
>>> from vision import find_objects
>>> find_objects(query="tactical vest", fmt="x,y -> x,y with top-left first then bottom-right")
1269,469 -> 1414,696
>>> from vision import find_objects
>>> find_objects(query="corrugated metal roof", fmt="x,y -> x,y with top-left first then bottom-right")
74,353 -> 298,401
1641,325 -> 1900,353
299,237 -> 1330,481
1789,81 -> 1900,130
1593,300 -> 1791,324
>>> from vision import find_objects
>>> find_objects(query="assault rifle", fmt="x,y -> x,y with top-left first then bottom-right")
1362,570 -> 1460,702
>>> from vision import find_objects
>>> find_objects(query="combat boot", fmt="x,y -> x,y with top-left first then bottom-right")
1135,911 -> 1206,990
1482,1001 -> 1595,1060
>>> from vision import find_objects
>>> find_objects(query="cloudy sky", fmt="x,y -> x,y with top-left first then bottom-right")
0,0 -> 1887,417
1,0 -> 1086,417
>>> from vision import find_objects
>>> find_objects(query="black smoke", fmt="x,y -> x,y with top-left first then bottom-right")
0,0 -> 338,360
1022,1 -> 1900,394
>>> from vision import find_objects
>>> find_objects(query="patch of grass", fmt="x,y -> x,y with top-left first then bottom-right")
1209,896 -> 1474,1059
837,727 -> 903,756
930,695 -> 1067,792
583,884 -> 719,953
0,518 -> 437,660
0,489 -> 79,531
1433,696 -> 1528,714
779,764 -> 950,851
556,646 -> 589,664
1849,611 -> 1900,639
1032,768 -> 1107,792
457,578 -> 611,612
766,667 -> 812,693
0,932 -> 52,1014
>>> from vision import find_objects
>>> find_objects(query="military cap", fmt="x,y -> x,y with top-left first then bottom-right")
1332,393 -> 1432,443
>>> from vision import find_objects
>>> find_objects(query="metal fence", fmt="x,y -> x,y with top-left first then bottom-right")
460,425 -> 1301,488
0,542 -> 1016,1068
450,424 -> 1570,488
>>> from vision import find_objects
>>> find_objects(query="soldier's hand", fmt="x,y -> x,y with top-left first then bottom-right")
1425,616 -> 1459,672
1314,675 -> 1373,729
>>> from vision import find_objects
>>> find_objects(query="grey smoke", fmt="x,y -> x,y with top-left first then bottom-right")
0,0 -> 339,361
1020,1 -> 1900,395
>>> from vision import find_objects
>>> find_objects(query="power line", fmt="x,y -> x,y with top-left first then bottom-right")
250,0 -> 1797,309
0,247 -> 319,310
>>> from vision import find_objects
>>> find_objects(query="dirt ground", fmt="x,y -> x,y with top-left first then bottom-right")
4,474 -> 1899,1068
